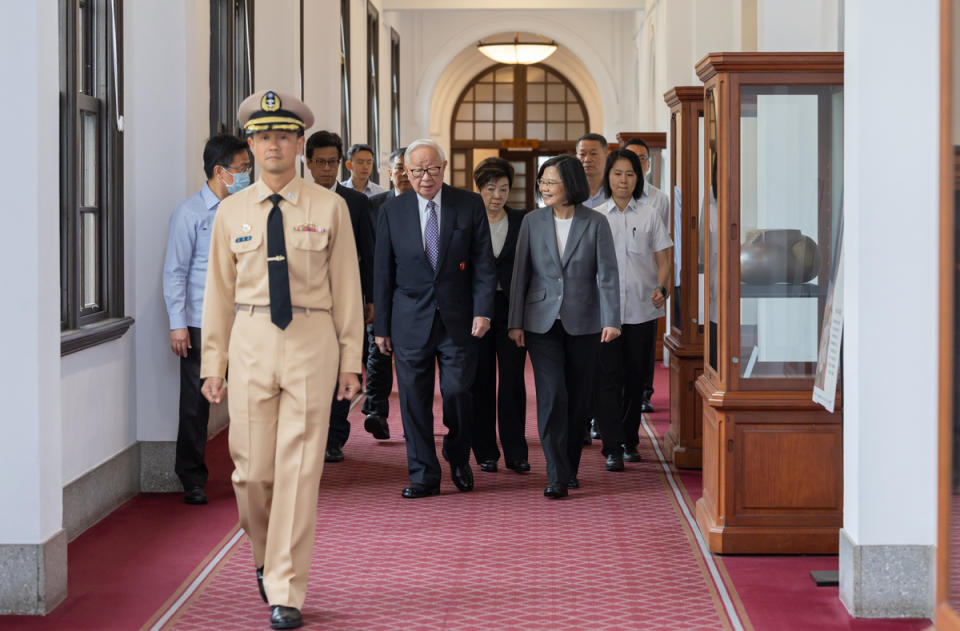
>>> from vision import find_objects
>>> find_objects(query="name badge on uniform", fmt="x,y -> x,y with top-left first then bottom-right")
294,222 -> 325,233
235,235 -> 253,243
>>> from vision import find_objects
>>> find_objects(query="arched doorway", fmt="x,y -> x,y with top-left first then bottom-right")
448,63 -> 590,210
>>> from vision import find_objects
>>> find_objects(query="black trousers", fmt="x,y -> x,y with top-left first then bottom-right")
595,320 -> 657,451
525,321 -> 600,486
361,322 -> 393,418
394,313 -> 478,487
175,326 -> 210,490
642,318 -> 658,403
471,293 -> 527,464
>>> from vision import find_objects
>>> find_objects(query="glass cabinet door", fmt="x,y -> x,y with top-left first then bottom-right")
737,84 -> 843,380
706,88 -> 719,373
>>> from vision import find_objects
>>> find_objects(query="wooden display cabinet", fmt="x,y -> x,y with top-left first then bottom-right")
695,52 -> 844,554
662,87 -> 705,469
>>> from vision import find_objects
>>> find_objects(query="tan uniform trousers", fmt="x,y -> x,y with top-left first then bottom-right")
227,307 -> 338,609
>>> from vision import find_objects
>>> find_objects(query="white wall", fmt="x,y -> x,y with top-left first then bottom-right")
843,0 -> 939,545
0,0 -> 62,543
127,0 -> 197,443
757,0 -> 841,52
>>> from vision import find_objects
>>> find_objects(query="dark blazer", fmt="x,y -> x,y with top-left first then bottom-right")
508,204 -> 620,336
368,189 -> 395,235
334,183 -> 375,302
374,184 -> 497,350
492,207 -> 524,299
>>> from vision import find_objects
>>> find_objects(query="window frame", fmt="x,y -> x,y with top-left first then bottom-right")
210,0 -> 254,136
390,27 -> 400,151
60,0 -> 132,355
366,1 -> 381,183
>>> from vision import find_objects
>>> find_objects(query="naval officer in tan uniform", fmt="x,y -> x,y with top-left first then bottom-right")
200,89 -> 363,630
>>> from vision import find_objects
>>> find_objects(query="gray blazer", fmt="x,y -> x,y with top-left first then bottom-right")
508,204 -> 620,335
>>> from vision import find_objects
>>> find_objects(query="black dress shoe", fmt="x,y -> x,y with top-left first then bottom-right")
567,476 -> 580,489
590,418 -> 601,440
270,605 -> 302,629
451,463 -> 474,492
363,414 -> 390,440
623,444 -> 642,462
256,566 -> 267,603
543,484 -> 568,498
505,458 -> 531,473
641,401 -> 655,413
184,487 -> 207,505
325,444 -> 344,463
605,453 -> 625,471
401,484 -> 440,498
478,459 -> 498,473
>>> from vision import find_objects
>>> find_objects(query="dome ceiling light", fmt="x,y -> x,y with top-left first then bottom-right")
477,34 -> 558,65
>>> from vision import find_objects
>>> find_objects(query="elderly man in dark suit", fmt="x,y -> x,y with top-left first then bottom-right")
374,138 -> 497,498
305,130 -> 375,463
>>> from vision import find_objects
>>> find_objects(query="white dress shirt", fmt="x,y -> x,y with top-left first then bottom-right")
416,189 -> 442,249
601,197 -> 673,324
341,176 -> 387,197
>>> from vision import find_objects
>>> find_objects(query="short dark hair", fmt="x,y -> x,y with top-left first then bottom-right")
346,143 -> 374,160
202,134 -> 250,179
387,147 -> 406,167
536,155 -> 589,206
624,137 -> 650,154
473,157 -> 515,189
603,149 -> 645,200
576,133 -> 608,149
306,130 -> 343,161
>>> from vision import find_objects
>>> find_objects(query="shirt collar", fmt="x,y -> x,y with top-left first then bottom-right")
602,197 -> 641,214
417,189 -> 442,215
254,176 -> 303,206
200,182 -> 221,210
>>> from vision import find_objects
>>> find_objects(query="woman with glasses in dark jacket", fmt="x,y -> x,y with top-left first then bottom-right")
507,155 -> 621,498
470,158 -> 530,475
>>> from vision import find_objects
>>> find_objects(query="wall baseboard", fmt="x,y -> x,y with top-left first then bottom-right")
0,530 -> 67,615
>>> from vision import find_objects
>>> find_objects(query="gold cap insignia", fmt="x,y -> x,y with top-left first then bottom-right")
261,91 -> 281,112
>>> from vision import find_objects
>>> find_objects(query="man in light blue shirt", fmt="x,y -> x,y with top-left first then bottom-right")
576,132 -> 609,210
162,134 -> 252,505
341,143 -> 387,196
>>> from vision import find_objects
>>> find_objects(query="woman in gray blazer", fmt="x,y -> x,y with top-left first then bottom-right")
507,155 -> 621,498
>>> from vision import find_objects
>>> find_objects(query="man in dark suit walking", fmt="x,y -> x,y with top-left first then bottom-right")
374,139 -> 496,498
360,147 -> 411,439
305,130 -> 375,462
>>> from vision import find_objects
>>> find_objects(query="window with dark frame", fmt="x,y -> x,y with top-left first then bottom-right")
340,0 -> 351,180
366,1 -> 380,183
210,0 -> 254,137
390,27 -> 400,151
60,0 -> 132,355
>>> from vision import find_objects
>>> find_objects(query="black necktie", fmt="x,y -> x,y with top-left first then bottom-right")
267,193 -> 292,330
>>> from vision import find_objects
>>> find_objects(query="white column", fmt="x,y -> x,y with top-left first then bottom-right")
0,0 -> 66,614
841,0 -> 938,618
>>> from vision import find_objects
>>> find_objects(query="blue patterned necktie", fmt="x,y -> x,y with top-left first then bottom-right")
424,200 -> 439,270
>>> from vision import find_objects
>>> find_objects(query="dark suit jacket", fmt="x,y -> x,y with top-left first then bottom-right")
508,204 -> 620,336
493,207 -> 524,299
374,184 -> 497,350
334,183 -> 375,302
368,189 -> 396,237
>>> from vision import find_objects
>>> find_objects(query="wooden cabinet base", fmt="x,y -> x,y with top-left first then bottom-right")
664,336 -> 703,469
695,375 -> 843,555
695,498 -> 840,554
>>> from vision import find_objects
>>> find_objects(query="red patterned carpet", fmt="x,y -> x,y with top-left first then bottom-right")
154,366 -> 742,630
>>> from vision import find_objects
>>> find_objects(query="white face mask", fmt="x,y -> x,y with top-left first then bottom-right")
220,168 -> 251,194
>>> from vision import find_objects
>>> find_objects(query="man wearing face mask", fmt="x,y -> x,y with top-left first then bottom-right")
162,133 -> 252,505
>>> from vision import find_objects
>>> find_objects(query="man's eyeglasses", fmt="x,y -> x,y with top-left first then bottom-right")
408,166 -> 443,179
307,158 -> 340,168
